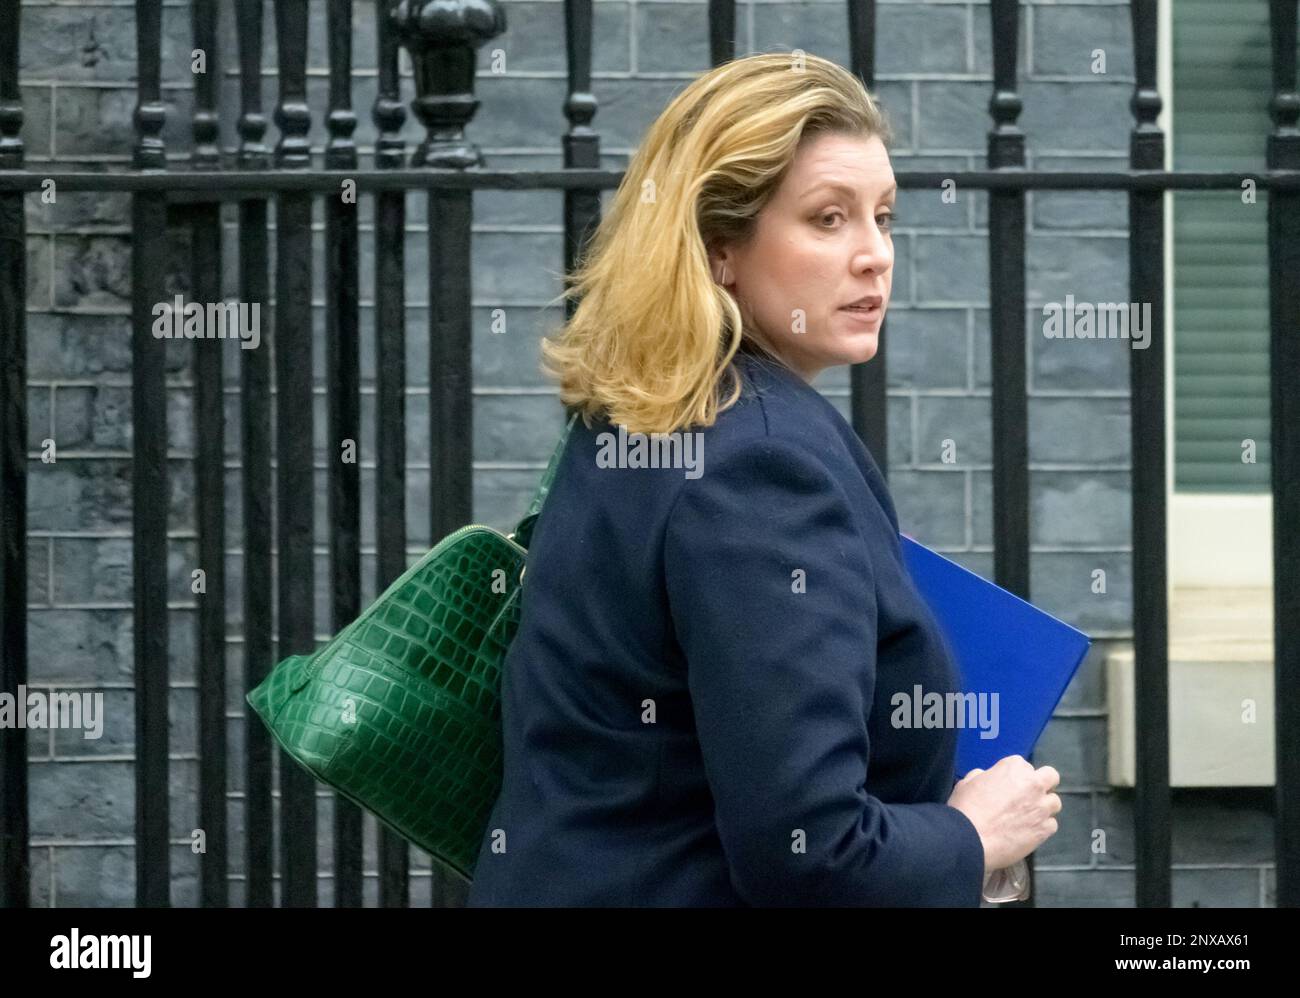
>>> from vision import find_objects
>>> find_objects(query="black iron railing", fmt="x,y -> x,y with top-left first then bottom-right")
0,0 -> 1296,909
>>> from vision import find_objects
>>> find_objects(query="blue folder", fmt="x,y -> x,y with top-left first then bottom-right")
899,534 -> 1092,777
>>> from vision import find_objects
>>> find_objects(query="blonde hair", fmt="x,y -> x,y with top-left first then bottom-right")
538,51 -> 894,435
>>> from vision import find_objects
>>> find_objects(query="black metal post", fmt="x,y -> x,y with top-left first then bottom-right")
373,0 -> 412,908
131,0 -> 172,908
394,0 -> 506,908
707,0 -> 736,68
235,0 -> 275,910
1267,0 -> 1300,910
273,0 -> 318,908
987,0 -> 1032,907
563,0 -> 602,322
1129,0 -> 1172,909
846,0 -> 887,474
0,0 -> 29,911
189,0 -> 228,908
326,0 -> 365,909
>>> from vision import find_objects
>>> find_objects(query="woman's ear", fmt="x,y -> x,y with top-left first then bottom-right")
707,247 -> 733,287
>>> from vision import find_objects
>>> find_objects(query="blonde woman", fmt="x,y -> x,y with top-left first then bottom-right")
467,52 -> 1060,907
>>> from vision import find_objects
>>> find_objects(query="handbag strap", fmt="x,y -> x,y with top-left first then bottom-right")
511,408 -> 580,549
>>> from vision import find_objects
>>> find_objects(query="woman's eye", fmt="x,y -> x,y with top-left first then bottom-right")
817,210 -> 896,231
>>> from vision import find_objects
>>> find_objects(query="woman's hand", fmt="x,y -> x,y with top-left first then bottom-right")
947,755 -> 1061,873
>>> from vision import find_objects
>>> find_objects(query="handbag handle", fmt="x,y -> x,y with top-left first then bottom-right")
510,408 -> 580,549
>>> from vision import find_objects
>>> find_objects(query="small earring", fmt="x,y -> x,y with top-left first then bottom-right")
720,266 -> 730,285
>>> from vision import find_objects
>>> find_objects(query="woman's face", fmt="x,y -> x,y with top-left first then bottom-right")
710,131 -> 895,382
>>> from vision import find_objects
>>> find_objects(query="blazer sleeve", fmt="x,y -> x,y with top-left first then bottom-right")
663,434 -> 987,906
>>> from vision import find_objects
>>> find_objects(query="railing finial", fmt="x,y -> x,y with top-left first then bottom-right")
391,0 -> 507,169
0,0 -> 24,169
235,0 -> 270,169
133,0 -> 167,169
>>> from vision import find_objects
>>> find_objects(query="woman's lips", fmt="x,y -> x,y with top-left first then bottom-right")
839,303 -> 883,323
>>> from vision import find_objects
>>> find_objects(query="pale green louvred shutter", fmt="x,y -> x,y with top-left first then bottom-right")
1172,0 -> 1274,492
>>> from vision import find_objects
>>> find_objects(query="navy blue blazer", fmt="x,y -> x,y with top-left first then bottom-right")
466,348 -> 987,906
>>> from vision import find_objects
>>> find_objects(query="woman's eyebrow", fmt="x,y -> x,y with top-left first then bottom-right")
803,180 -> 898,200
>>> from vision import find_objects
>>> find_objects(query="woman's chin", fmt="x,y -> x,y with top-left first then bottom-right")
841,329 -> 879,365
825,312 -> 883,364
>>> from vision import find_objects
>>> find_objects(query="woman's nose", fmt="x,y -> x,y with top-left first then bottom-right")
852,229 -> 892,274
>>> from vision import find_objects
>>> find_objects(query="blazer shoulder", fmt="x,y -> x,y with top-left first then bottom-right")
687,352 -> 896,529
705,353 -> 841,447
718,353 -> 870,472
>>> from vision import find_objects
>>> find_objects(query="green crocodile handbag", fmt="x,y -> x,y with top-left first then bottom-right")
246,410 -> 580,882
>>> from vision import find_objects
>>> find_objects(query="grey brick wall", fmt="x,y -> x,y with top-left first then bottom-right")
13,0 -> 1274,906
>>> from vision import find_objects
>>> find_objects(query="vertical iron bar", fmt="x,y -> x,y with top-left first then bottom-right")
847,0 -> 887,473
274,0 -> 317,908
394,0 -> 506,908
0,0 -> 30,910
190,0 -> 228,909
987,0 -> 1032,907
424,93 -> 474,919
132,0 -> 172,907
373,0 -> 411,908
325,0 -> 364,909
1129,0 -> 1171,909
563,0 -> 601,323
707,0 -> 736,68
235,0 -> 274,909
191,0 -> 220,170
1267,0 -> 1300,909
191,202 -> 227,908
987,0 -> 1029,604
